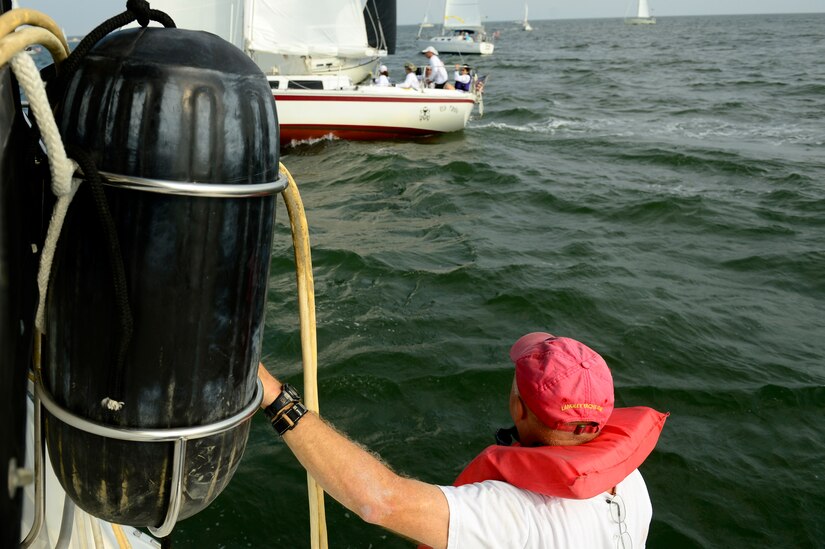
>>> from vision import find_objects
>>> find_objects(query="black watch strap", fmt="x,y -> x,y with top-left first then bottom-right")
272,401 -> 308,436
264,383 -> 301,421
264,383 -> 308,436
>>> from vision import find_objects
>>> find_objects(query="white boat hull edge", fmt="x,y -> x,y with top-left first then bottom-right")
429,36 -> 494,55
273,86 -> 476,144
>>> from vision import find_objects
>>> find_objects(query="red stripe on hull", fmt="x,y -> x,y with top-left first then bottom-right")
280,124 -> 448,144
273,94 -> 474,105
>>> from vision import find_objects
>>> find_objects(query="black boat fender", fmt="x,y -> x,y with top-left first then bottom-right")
40,23 -> 282,532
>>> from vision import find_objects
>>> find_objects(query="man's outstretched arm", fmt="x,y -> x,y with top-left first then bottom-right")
258,364 -> 450,549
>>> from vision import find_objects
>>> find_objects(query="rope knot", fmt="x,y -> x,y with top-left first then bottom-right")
127,0 -> 152,27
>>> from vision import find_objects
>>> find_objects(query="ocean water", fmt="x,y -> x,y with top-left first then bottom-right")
164,13 -> 824,548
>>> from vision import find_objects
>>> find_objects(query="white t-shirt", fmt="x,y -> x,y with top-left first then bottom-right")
428,55 -> 449,85
374,74 -> 390,87
454,71 -> 471,85
438,469 -> 652,549
399,72 -> 421,90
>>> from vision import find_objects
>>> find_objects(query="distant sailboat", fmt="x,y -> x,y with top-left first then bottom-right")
625,0 -> 656,25
417,0 -> 435,39
522,3 -> 533,32
426,0 -> 495,55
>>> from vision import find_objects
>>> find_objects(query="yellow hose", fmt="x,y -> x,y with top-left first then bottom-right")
0,9 -> 70,66
279,163 -> 328,549
0,8 -> 69,50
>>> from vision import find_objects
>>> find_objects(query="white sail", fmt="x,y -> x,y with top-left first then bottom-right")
637,0 -> 651,19
522,2 -> 533,31
146,0 -> 384,81
245,0 -> 380,57
148,0 -> 380,58
443,0 -> 484,31
146,0 -> 245,48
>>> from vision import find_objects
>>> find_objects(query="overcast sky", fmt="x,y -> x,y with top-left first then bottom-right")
17,0 -> 825,37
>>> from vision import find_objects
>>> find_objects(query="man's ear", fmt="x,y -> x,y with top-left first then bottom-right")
514,396 -> 529,421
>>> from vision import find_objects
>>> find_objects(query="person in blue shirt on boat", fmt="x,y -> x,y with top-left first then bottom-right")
257,332 -> 665,549
398,62 -> 421,90
453,64 -> 472,92
421,46 -> 449,89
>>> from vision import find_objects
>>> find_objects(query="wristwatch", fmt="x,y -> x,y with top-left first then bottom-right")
264,383 -> 308,436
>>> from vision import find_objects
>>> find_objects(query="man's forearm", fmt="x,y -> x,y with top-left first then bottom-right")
258,365 -> 449,548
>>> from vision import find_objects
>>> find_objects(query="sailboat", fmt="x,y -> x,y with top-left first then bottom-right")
416,0 -> 435,39
625,0 -> 656,25
521,3 -> 533,32
427,0 -> 495,55
148,0 -> 482,145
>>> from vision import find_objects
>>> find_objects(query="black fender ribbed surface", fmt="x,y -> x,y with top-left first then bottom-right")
45,27 -> 280,526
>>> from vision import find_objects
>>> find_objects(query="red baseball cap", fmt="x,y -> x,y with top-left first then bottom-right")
510,332 -> 614,432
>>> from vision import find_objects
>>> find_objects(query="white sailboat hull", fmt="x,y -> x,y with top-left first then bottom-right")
625,17 -> 656,24
428,35 -> 495,55
270,79 -> 477,144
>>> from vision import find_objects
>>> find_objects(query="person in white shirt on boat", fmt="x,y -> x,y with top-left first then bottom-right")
453,64 -> 472,92
421,46 -> 449,89
257,332 -> 662,549
398,62 -> 421,91
374,64 -> 390,87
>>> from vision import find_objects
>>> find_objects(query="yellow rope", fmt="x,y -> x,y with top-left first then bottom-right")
0,26 -> 68,67
279,163 -> 329,549
0,9 -> 70,66
0,8 -> 69,50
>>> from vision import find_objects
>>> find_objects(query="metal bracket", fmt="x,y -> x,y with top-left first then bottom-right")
36,378 -> 263,538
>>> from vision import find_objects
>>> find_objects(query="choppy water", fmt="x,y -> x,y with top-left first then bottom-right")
170,14 -> 824,548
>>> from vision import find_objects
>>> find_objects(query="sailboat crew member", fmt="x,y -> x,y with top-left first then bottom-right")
257,332 -> 665,548
374,64 -> 390,86
453,64 -> 472,92
398,62 -> 421,90
421,46 -> 449,89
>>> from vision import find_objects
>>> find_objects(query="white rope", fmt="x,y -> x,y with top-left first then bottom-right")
10,52 -> 81,332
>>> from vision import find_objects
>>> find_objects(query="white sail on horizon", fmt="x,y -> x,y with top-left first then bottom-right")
637,0 -> 652,19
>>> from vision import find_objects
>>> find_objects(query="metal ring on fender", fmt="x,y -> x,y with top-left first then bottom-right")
36,378 -> 263,538
92,170 -> 288,197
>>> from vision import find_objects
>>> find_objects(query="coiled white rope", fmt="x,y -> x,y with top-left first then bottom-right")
9,52 -> 80,332
1,13 -> 75,547
1,9 -> 76,334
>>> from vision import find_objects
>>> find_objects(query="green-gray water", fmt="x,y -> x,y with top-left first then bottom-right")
175,14 -> 825,548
